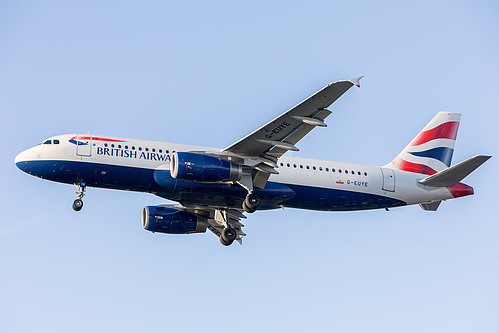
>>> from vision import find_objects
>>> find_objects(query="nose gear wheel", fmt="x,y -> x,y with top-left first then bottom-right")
73,182 -> 86,211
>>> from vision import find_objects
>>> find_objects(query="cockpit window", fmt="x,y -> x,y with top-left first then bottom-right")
43,140 -> 52,145
53,140 -> 60,144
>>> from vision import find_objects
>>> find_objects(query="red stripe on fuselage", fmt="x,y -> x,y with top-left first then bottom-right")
392,157 -> 437,175
410,121 -> 459,146
70,136 -> 127,142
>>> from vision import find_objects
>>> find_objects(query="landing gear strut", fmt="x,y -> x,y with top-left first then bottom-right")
243,193 -> 260,213
220,227 -> 237,246
73,182 -> 86,211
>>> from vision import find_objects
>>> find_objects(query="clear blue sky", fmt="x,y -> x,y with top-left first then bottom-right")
1,1 -> 498,332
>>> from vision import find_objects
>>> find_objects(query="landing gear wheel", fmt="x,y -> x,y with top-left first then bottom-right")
220,237 -> 233,246
243,193 -> 260,213
72,199 -> 83,211
73,181 -> 86,212
220,227 -> 237,246
242,201 -> 256,214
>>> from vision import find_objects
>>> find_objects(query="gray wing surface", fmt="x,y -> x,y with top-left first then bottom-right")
223,77 -> 363,160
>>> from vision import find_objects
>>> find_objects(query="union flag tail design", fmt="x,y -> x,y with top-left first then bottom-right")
391,112 -> 461,175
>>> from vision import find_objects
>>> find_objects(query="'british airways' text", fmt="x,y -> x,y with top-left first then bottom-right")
96,147 -> 171,161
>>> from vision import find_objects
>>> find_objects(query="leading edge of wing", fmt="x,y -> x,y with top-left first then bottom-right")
222,76 -> 363,156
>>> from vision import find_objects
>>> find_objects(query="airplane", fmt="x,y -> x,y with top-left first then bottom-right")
14,77 -> 491,246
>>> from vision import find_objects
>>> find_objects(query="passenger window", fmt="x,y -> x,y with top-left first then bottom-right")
287,163 -> 290,167
339,169 -> 342,173
313,166 -> 316,170
152,148 -> 156,152
132,146 -> 135,150
326,168 -> 329,172
125,146 -> 129,149
351,171 -> 355,175
319,167 -> 323,171
293,164 -> 297,168
280,163 -> 284,167
166,150 -> 170,154
358,171 -> 361,175
159,149 -> 162,153
332,168 -> 336,172
139,147 -> 142,151
104,143 -> 108,147
111,144 -> 115,148
300,165 -> 303,169
145,148 -> 149,152
306,166 -> 310,169
118,145 -> 122,149
364,172 -> 368,176
53,140 -> 60,144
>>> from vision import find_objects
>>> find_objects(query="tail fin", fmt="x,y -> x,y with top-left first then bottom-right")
390,112 -> 461,175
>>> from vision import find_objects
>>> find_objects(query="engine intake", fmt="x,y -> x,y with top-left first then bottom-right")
170,152 -> 242,182
142,206 -> 207,234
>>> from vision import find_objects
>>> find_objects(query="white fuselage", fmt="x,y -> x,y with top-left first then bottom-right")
15,134 -> 460,212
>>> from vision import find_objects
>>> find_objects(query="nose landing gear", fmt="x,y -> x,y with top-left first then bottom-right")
73,182 -> 86,211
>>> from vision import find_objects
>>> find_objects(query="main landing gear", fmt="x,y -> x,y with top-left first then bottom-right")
242,193 -> 260,213
237,176 -> 261,214
72,182 -> 86,211
220,227 -> 237,246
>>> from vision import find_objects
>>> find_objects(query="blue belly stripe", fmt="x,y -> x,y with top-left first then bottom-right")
16,160 -> 407,211
283,183 -> 406,211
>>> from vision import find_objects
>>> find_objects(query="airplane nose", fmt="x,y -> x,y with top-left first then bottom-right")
14,149 -> 33,173
14,151 -> 24,165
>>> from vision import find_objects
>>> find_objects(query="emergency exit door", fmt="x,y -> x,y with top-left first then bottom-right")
381,168 -> 395,192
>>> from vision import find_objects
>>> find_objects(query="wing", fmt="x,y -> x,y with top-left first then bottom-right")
223,76 -> 363,159
222,76 -> 363,188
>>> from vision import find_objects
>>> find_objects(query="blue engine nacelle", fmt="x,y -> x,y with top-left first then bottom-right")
170,152 -> 242,182
142,206 -> 207,234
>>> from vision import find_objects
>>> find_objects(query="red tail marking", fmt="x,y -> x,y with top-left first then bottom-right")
447,183 -> 473,198
410,121 -> 459,146
392,157 -> 437,175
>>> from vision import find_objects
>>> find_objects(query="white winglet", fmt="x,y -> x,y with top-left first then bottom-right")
349,76 -> 364,88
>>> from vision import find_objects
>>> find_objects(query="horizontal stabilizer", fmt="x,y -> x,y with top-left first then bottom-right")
419,201 -> 441,211
419,155 -> 491,187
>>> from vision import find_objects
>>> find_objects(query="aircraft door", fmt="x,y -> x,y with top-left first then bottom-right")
381,168 -> 395,192
75,135 -> 92,157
